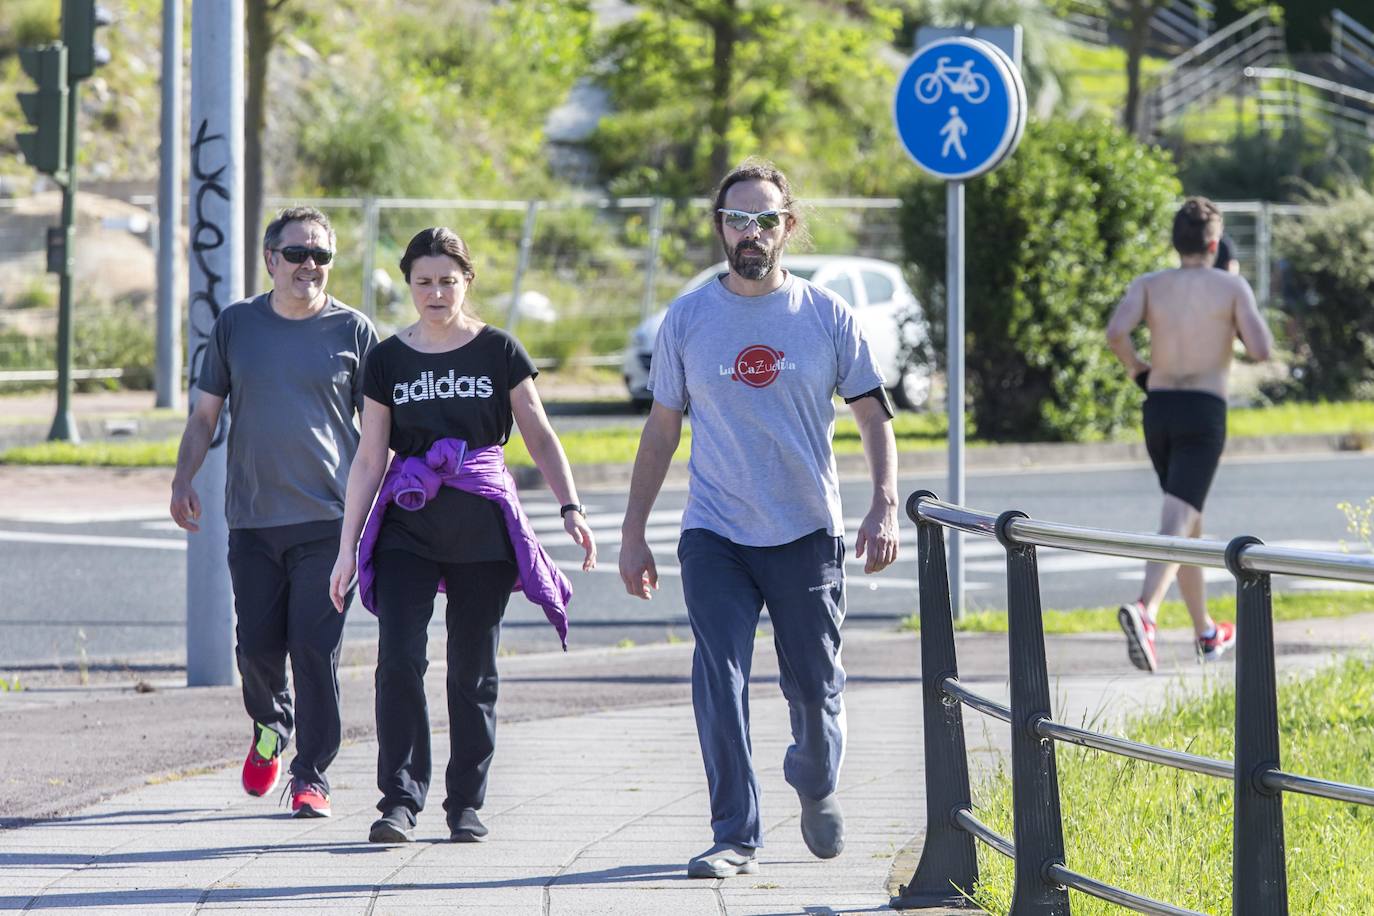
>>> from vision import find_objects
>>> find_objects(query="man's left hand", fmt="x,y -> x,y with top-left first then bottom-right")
855,503 -> 898,574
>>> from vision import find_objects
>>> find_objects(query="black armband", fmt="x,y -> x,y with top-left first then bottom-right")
843,386 -> 895,419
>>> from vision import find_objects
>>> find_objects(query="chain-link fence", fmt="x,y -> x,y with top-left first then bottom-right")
0,194 -> 1309,379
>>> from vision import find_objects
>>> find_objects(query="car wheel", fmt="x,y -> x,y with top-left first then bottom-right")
890,366 -> 931,411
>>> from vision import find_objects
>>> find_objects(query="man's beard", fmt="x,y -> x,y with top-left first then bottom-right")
726,241 -> 777,281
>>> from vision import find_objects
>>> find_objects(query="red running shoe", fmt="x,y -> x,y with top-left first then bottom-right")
290,778 -> 331,818
1118,601 -> 1158,673
1197,620 -> 1237,662
241,723 -> 282,797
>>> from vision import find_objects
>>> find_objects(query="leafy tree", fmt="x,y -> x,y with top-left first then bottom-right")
590,0 -> 909,197
899,118 -> 1180,441
246,0 -> 289,292
281,0 -> 592,198
1271,185 -> 1374,401
1042,0 -> 1170,136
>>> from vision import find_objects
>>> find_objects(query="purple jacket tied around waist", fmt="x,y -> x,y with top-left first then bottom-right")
357,438 -> 572,648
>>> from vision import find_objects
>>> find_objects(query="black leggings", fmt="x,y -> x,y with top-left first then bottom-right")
372,550 -> 516,827
1142,390 -> 1227,512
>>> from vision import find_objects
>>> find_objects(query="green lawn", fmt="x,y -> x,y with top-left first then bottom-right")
967,655 -> 1374,913
2,399 -> 1372,467
901,590 -> 1374,636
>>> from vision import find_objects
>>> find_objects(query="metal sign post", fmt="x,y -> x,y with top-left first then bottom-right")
894,36 -> 1026,619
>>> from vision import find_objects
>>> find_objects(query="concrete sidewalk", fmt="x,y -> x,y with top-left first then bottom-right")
5,614 -> 1372,915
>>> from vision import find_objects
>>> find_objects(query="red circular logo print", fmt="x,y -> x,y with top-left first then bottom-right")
734,344 -> 786,388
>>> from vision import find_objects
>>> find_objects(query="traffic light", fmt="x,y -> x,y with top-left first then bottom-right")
16,44 -> 69,177
63,0 -> 113,81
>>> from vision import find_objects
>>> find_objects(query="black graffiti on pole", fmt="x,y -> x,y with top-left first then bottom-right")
188,119 -> 231,447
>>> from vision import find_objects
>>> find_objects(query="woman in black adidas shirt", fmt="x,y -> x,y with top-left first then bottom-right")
329,227 -> 596,844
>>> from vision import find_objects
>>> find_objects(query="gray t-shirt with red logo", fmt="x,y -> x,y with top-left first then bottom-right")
648,271 -> 885,547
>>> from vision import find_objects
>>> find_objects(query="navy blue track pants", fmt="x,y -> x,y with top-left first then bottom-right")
678,527 -> 847,849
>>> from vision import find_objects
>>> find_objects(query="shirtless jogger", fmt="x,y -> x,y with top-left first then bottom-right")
1106,197 -> 1272,673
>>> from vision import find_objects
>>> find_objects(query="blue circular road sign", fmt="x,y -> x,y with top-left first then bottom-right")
894,37 -> 1026,181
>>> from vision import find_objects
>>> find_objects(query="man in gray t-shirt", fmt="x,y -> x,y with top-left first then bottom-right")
619,162 -> 899,879
171,207 -> 378,818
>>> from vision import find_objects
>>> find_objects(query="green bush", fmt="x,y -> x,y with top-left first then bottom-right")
75,309 -> 155,390
899,119 -> 1180,442
1271,185 -> 1374,401
1174,126 -> 1370,202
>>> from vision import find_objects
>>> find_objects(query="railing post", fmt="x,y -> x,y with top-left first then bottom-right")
1225,535 -> 1288,916
893,491 -> 980,909
998,510 -> 1071,916
1256,201 -> 1271,310
505,200 -> 540,333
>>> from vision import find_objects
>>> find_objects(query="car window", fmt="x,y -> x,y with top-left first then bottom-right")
788,267 -> 817,281
861,270 -> 895,305
823,273 -> 855,307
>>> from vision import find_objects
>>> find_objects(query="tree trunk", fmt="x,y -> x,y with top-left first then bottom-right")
244,0 -> 273,293
1123,1 -> 1153,138
708,1 -> 737,181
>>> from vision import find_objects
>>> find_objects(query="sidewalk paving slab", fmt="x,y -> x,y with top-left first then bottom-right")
4,616 -> 1371,914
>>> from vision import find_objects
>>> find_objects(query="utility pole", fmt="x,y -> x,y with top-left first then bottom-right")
156,0 -> 183,410
185,0 -> 244,687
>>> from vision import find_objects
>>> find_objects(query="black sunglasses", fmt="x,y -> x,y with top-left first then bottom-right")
272,245 -> 334,265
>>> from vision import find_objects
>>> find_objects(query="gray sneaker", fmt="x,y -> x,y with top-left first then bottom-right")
687,842 -> 758,878
798,792 -> 845,859
369,806 -> 415,843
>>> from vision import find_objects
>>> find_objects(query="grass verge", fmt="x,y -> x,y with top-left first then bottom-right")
899,590 -> 1374,636
3,399 -> 1372,468
966,655 -> 1374,914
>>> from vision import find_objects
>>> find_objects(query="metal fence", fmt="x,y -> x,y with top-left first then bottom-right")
0,194 -> 909,371
0,192 -> 1315,379
892,491 -> 1374,915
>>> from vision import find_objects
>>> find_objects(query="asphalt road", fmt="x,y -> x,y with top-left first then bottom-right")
1,451 -> 1370,667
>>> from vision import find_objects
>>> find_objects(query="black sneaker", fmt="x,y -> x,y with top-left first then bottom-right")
449,807 -> 488,843
369,806 -> 415,843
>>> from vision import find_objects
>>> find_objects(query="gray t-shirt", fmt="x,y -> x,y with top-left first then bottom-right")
197,294 -> 378,529
649,272 -> 884,547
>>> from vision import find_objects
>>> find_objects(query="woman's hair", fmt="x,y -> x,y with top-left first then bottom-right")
1171,197 -> 1223,256
399,227 -> 477,284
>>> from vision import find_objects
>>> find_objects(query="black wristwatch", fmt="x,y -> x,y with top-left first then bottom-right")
560,503 -> 586,519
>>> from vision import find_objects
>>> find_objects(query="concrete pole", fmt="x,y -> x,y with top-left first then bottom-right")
946,181 -> 965,621
186,0 -> 243,687
156,0 -> 182,410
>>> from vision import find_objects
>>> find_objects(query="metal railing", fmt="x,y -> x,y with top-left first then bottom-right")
891,491 -> 1374,915
1332,8 -> 1374,82
1242,65 -> 1374,140
1047,1 -> 1213,53
1143,7 -> 1285,139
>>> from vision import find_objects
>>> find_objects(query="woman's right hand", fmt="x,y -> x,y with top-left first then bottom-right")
329,551 -> 357,614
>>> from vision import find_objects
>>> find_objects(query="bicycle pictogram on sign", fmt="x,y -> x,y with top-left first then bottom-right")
914,58 -> 990,104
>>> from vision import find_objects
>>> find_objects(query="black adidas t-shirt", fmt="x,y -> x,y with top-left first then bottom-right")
362,325 -> 538,564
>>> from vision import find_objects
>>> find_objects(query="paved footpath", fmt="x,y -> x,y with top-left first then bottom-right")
4,613 -> 1372,915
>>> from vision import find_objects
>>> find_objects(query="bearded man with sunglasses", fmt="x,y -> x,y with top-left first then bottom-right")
171,206 -> 378,818
620,160 -> 899,879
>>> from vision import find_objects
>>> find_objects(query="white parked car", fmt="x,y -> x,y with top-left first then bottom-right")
622,255 -> 932,409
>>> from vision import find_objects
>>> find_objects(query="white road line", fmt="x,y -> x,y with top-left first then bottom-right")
0,507 -> 168,524
0,530 -> 185,551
